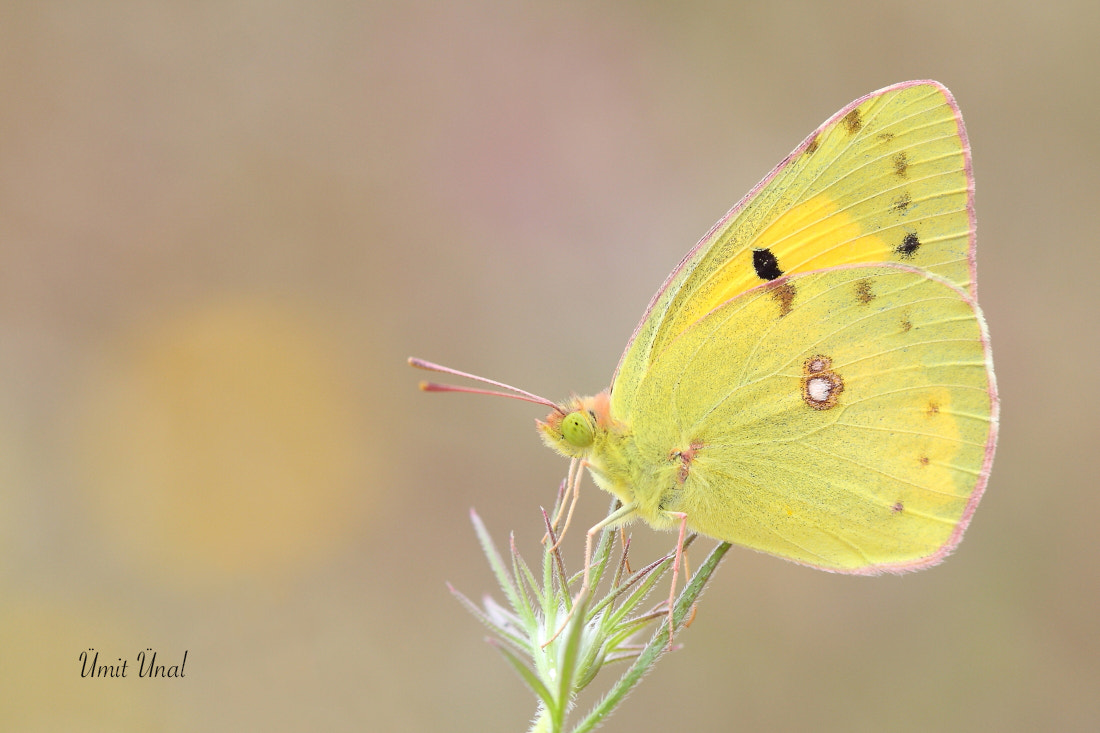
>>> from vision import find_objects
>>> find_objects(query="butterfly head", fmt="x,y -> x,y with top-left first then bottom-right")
538,391 -> 612,459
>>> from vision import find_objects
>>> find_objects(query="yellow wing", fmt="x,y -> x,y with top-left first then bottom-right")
612,81 -> 975,418
624,265 -> 996,572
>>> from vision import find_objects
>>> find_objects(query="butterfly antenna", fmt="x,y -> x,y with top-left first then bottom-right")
408,357 -> 565,413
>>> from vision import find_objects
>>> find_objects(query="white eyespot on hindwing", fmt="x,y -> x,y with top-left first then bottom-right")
801,355 -> 844,410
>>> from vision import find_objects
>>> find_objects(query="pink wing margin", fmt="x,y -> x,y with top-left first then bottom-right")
611,80 -> 979,385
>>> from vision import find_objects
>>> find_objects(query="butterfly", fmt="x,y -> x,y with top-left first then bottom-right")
413,80 -> 998,596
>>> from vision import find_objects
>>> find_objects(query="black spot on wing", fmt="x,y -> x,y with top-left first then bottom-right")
752,248 -> 784,281
896,232 -> 921,258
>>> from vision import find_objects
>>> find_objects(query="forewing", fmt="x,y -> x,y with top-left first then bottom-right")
628,265 -> 997,572
613,81 -> 974,419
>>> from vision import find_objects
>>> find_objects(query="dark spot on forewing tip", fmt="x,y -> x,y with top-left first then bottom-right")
843,109 -> 862,134
896,232 -> 921,258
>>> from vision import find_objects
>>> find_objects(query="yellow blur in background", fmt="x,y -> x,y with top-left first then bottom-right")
1,2 -> 1098,731
78,299 -> 366,583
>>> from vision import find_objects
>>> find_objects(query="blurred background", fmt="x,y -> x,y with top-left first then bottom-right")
1,1 -> 1097,731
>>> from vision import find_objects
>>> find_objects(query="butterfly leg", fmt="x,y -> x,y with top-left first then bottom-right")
665,511 -> 689,649
681,549 -> 697,628
545,457 -> 585,551
618,526 -> 632,574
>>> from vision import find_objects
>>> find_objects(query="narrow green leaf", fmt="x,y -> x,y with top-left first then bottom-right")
470,509 -> 526,613
489,638 -> 557,716
510,533 -> 541,626
448,584 -> 532,656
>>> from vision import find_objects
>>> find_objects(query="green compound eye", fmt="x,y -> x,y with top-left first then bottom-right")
561,411 -> 594,448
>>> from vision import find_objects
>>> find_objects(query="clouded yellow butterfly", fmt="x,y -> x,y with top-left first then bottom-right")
413,80 -> 998,585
